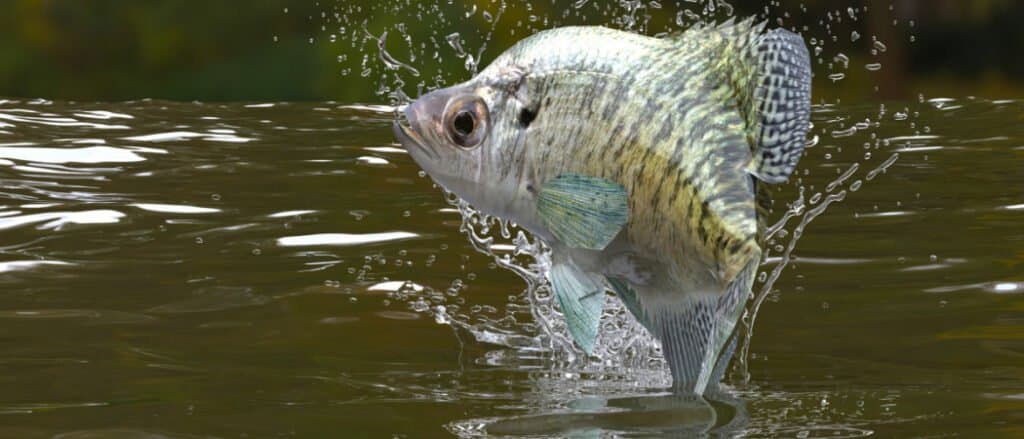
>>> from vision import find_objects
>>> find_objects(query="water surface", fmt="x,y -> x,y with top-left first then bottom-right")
0,98 -> 1021,437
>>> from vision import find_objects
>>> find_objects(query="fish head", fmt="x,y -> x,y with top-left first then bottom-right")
394,72 -> 536,222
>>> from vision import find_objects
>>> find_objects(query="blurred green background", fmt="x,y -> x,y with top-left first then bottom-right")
0,0 -> 1021,102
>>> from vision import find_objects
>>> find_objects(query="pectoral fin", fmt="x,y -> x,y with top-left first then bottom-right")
537,174 -> 628,250
550,260 -> 606,354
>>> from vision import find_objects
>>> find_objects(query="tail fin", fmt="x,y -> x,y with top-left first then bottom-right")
608,259 -> 757,395
745,28 -> 812,183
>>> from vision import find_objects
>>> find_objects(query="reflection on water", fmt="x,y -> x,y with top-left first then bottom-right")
0,98 -> 1021,437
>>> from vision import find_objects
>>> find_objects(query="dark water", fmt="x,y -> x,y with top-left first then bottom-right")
0,98 -> 1021,438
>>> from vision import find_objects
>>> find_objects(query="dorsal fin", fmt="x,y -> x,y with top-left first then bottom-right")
744,29 -> 812,183
667,21 -> 810,183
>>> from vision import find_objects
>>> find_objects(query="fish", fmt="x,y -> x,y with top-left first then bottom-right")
393,19 -> 811,395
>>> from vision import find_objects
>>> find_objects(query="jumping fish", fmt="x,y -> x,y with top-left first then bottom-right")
393,19 -> 811,394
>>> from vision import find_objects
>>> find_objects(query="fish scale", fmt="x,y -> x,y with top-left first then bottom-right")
523,70 -> 754,288
394,19 -> 810,394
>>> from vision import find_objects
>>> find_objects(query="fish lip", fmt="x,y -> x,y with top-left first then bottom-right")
392,118 -> 438,160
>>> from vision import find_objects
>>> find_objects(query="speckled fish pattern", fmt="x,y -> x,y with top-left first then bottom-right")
480,19 -> 809,289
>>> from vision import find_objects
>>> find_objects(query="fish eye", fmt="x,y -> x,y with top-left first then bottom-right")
452,111 -> 475,137
444,95 -> 488,149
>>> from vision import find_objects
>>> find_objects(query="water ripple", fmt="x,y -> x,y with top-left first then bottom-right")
277,231 -> 419,247
123,131 -> 253,143
0,210 -> 124,231
131,203 -> 221,214
0,145 -> 164,163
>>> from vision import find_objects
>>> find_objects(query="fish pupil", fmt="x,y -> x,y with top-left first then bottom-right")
453,111 -> 475,137
518,107 -> 536,127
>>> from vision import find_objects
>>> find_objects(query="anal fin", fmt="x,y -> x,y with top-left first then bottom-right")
550,259 -> 606,354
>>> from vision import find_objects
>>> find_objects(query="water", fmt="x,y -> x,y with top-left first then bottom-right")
0,97 -> 1021,437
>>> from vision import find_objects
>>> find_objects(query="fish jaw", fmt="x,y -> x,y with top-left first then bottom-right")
394,88 -> 486,204
394,89 -> 451,171
393,117 -> 438,163
393,116 -> 487,211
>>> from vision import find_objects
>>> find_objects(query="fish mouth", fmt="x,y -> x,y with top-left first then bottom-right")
392,114 -> 439,160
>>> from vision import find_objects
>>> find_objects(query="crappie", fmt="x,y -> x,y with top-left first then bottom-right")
393,19 -> 811,395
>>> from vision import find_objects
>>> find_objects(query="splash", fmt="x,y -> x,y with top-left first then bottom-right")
443,196 -> 668,382
344,0 -> 925,393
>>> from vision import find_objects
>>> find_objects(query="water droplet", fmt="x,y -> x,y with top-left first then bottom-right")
445,32 -> 466,58
832,126 -> 856,137
835,52 -> 850,65
850,30 -> 860,42
929,254 -> 938,262
371,30 -> 420,76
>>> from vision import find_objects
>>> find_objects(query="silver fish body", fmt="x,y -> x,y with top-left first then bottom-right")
394,20 -> 811,394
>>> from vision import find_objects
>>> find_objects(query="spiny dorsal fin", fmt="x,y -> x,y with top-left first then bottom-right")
746,28 -> 812,183
536,174 -> 628,250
